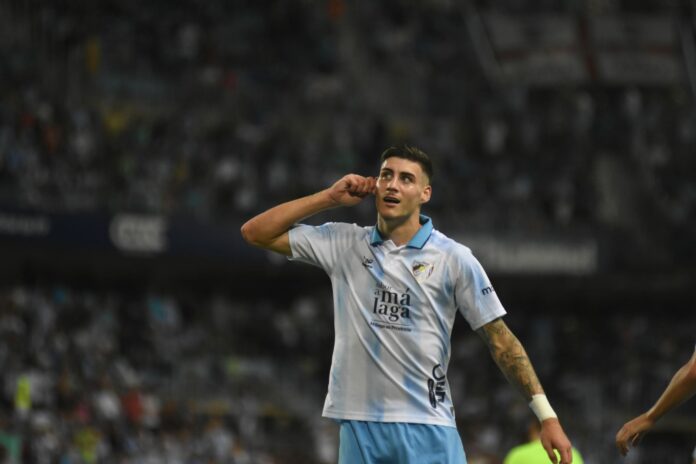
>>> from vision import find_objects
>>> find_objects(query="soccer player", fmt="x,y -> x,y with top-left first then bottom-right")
616,346 -> 696,456
241,146 -> 573,464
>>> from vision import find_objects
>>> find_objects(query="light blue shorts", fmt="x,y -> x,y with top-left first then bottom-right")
338,420 -> 467,464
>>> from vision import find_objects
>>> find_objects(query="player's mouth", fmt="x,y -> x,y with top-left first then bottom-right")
383,196 -> 400,205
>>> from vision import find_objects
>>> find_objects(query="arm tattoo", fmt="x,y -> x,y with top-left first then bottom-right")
476,318 -> 543,400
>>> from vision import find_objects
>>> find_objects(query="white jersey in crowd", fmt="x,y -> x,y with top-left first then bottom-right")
288,215 -> 507,427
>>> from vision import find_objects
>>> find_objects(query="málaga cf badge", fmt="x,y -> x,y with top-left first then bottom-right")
412,261 -> 434,282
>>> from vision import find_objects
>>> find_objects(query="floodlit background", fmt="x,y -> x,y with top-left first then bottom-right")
0,0 -> 695,462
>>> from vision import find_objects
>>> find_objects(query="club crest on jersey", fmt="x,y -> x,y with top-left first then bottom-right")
412,261 -> 434,281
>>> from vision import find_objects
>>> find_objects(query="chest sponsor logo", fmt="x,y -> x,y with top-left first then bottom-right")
370,282 -> 413,332
412,261 -> 434,282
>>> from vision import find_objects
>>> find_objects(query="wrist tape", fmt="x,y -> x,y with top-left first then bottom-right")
529,394 -> 557,422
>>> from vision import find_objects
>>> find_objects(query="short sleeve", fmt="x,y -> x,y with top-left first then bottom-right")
452,247 -> 507,330
288,222 -> 362,274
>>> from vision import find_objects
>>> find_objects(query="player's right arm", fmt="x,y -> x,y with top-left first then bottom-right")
616,348 -> 696,456
240,174 -> 376,256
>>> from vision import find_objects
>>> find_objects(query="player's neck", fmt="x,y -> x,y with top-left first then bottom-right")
376,212 -> 422,246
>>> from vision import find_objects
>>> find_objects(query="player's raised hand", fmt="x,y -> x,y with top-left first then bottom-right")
540,418 -> 573,464
326,174 -> 376,207
615,413 -> 652,456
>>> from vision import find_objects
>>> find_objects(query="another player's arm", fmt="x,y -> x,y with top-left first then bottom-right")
616,349 -> 696,456
240,174 -> 376,256
477,318 -> 573,464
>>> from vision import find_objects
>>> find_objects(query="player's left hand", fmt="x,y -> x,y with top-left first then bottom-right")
539,418 -> 573,464
615,413 -> 653,456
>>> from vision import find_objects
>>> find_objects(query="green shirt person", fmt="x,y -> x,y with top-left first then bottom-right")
505,421 -> 584,464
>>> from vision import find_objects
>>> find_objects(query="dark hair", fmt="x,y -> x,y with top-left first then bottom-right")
380,145 -> 433,183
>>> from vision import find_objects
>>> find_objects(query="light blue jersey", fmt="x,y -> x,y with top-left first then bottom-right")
289,215 -> 506,427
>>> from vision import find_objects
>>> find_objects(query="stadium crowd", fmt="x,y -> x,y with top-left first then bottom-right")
0,284 -> 694,463
0,0 -> 694,243
0,285 -> 328,463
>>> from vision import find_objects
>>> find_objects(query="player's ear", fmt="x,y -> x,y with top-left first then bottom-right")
420,184 -> 431,204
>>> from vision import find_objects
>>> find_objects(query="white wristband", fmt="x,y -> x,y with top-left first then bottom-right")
529,394 -> 557,422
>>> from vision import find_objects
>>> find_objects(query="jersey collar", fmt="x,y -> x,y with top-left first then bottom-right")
370,215 -> 433,249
